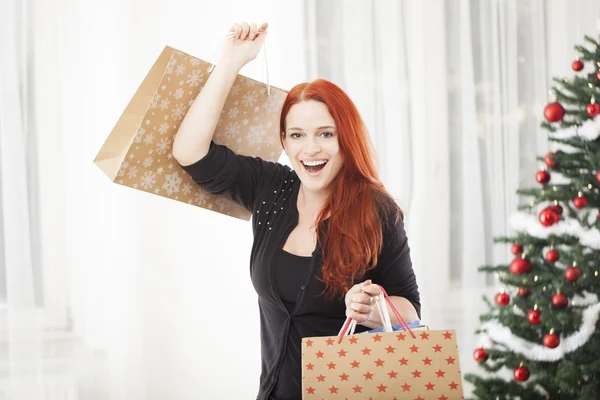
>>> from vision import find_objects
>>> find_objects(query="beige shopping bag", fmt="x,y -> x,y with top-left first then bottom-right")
302,289 -> 465,399
94,45 -> 288,220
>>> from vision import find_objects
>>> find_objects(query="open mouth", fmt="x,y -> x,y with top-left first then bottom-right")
301,160 -> 328,176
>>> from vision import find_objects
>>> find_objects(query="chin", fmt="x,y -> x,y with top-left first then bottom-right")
298,175 -> 334,194
302,182 -> 328,193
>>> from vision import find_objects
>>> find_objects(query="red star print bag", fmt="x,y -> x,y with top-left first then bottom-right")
302,286 -> 464,399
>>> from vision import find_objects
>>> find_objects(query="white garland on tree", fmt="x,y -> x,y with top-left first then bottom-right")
478,293 -> 600,361
509,212 -> 600,249
549,115 -> 600,141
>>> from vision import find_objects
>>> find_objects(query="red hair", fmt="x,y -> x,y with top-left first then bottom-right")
279,79 -> 401,300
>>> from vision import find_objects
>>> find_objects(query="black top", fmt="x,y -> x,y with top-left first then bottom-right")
274,249 -> 313,314
271,249 -> 313,399
179,141 -> 421,400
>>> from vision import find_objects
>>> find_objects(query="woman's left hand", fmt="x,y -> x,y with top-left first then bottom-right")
344,280 -> 382,325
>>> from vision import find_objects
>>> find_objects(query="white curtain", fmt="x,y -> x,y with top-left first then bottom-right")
2,0 -> 600,398
305,0 -> 600,387
0,0 -> 49,398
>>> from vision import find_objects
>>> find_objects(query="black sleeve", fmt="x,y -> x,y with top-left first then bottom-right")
177,140 -> 285,212
370,203 -> 421,319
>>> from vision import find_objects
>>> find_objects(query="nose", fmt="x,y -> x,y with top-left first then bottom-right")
303,136 -> 321,155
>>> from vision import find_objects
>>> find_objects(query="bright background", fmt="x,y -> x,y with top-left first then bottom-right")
2,0 -> 600,398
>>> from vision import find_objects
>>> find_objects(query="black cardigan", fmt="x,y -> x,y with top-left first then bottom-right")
179,141 -> 421,400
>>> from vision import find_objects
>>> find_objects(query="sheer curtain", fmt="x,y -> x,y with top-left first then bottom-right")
0,0 -> 49,398
305,0 -> 600,383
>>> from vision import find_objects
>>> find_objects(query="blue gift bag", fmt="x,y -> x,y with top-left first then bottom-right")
361,319 -> 425,334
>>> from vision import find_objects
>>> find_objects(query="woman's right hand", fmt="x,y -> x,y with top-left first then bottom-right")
218,21 -> 269,72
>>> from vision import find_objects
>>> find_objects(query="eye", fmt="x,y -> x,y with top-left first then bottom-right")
321,131 -> 334,138
289,132 -> 302,139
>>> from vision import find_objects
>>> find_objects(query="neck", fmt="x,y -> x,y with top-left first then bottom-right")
298,184 -> 330,217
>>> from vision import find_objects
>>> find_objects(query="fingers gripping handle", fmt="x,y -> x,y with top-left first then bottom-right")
337,285 -> 415,343
207,31 -> 271,95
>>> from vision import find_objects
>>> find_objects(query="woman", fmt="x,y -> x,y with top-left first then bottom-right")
173,21 -> 420,400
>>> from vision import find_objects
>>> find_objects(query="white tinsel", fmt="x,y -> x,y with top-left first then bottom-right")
572,291 -> 600,306
509,212 -> 600,249
478,298 -> 600,361
549,115 -> 600,141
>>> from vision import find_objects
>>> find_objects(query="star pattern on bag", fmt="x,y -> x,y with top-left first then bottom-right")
302,330 -> 463,398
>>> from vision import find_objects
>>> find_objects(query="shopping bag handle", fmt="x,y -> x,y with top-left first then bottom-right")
206,31 -> 271,96
337,285 -> 415,343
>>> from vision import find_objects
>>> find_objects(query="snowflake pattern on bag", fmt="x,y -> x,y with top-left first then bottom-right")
117,50 -> 287,220
302,330 -> 465,400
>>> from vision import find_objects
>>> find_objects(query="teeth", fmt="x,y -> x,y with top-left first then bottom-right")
303,160 -> 327,166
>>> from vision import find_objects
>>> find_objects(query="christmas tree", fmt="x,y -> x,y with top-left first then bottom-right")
464,34 -> 600,399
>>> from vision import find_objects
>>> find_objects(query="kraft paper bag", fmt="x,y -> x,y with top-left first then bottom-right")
302,292 -> 464,399
94,45 -> 288,221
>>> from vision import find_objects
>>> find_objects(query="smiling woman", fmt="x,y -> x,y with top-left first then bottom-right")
172,21 -> 420,400
282,100 -> 344,192
277,79 -> 402,303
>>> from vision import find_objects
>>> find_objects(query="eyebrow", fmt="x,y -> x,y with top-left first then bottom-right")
287,126 -> 336,131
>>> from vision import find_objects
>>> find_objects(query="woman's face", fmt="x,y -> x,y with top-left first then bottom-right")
283,100 -> 344,194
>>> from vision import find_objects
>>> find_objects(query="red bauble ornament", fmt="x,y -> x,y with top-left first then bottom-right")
596,170 -> 600,184
495,292 -> 510,307
552,293 -> 569,308
510,257 -> 532,275
536,170 -> 550,184
544,152 -> 558,168
551,204 -> 563,216
545,249 -> 560,263
473,347 -> 489,362
574,194 -> 588,209
596,71 -> 600,81
518,287 -> 531,297
538,207 -> 560,227
586,103 -> 600,117
543,330 -> 560,349
572,59 -> 584,71
544,102 -> 565,122
511,243 -> 523,255
565,265 -> 582,282
514,364 -> 530,382
527,307 -> 541,325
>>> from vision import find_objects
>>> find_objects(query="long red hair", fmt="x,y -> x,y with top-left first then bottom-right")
279,79 -> 401,300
